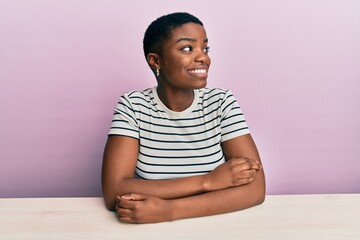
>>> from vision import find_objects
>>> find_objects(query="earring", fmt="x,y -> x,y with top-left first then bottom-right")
156,68 -> 160,77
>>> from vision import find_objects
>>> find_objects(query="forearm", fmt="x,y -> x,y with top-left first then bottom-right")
104,174 -> 209,210
104,156 -> 263,210
169,170 -> 265,221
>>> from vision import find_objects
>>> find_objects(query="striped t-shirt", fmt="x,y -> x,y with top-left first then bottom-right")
108,87 -> 250,180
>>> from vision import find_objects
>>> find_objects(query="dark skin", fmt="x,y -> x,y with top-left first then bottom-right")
102,22 -> 265,223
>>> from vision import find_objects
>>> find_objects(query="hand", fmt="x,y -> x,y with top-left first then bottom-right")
205,157 -> 262,191
115,193 -> 173,224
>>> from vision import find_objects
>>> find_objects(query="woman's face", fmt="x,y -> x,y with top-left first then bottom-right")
158,22 -> 211,91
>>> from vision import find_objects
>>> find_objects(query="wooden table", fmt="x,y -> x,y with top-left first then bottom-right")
0,194 -> 359,239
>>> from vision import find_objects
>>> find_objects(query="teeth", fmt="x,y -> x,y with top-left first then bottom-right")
190,69 -> 207,74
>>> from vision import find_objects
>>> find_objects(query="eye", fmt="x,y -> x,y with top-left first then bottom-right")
181,46 -> 192,52
203,46 -> 210,53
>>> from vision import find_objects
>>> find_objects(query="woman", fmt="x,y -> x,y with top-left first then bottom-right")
102,12 -> 265,224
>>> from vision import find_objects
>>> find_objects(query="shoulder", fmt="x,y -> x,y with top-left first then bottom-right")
121,88 -> 152,101
201,87 -> 234,96
201,87 -> 228,95
200,87 -> 235,103
119,88 -> 154,106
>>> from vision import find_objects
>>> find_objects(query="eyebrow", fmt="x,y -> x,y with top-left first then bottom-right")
176,37 -> 208,43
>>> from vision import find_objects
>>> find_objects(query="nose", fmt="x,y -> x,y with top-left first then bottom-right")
195,49 -> 210,63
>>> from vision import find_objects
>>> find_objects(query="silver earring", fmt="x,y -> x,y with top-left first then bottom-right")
156,68 -> 160,77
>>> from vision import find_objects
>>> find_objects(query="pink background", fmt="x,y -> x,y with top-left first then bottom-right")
1,0 -> 359,197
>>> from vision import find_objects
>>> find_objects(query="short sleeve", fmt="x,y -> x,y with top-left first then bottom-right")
220,90 -> 250,142
108,94 -> 139,139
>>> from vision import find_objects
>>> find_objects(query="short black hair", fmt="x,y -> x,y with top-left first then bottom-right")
143,12 -> 203,58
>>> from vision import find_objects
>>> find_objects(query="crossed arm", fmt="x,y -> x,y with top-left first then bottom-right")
101,133 -> 265,223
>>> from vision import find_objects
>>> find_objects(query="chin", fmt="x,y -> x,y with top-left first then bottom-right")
198,81 -> 207,89
193,79 -> 207,89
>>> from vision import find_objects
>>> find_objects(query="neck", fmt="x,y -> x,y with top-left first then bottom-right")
156,85 -> 194,112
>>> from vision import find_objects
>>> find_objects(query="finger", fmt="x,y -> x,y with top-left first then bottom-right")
116,206 -> 133,218
120,193 -> 147,201
229,158 -> 261,169
255,161 -> 263,171
116,197 -> 137,210
250,161 -> 262,170
242,158 -> 262,170
228,158 -> 248,165
235,169 -> 257,179
118,216 -> 136,224
115,207 -> 135,223
233,177 -> 255,186
232,162 -> 254,173
238,161 -> 262,172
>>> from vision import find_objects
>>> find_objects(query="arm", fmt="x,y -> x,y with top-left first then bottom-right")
115,134 -> 265,223
102,136 -> 207,210
102,135 -> 262,210
171,133 -> 265,220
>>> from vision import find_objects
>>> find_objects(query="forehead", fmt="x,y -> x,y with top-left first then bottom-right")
169,22 -> 207,42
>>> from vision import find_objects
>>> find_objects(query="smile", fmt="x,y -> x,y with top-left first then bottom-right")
188,69 -> 207,74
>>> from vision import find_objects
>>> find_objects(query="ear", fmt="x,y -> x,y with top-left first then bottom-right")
147,53 -> 161,72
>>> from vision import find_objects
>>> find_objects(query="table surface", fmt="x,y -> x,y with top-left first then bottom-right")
0,194 -> 359,240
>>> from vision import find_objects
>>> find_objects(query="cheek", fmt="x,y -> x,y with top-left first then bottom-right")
169,59 -> 189,74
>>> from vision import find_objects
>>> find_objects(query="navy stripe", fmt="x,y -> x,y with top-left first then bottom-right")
138,115 -> 220,129
139,123 -> 219,136
222,120 -> 247,129
202,91 -> 225,103
132,102 -> 164,113
108,134 -> 138,140
110,127 -> 138,133
132,106 -> 220,121
140,132 -> 221,143
221,99 -> 237,114
115,102 -> 137,121
139,148 -> 222,159
136,167 -> 211,175
223,112 -> 244,122
222,127 -> 249,136
111,119 -> 128,123
128,89 -> 151,98
137,155 -> 223,167
139,140 -> 220,151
